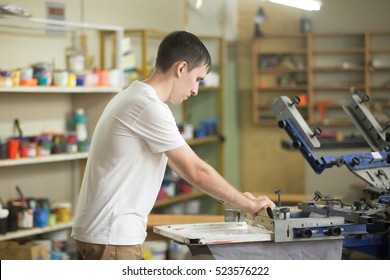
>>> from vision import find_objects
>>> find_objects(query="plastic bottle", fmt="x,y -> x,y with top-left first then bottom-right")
73,108 -> 88,152
65,33 -> 85,75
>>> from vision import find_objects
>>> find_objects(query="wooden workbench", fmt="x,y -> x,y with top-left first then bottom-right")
261,192 -> 315,206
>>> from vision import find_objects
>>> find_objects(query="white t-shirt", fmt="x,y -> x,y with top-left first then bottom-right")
71,80 -> 186,245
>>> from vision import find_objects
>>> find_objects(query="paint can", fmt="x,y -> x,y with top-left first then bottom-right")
53,70 -> 68,87
0,71 -> 12,87
6,206 -> 19,232
109,69 -> 122,87
67,73 -> 76,87
33,209 -> 49,228
54,202 -> 72,222
7,139 -> 20,159
17,208 -> 33,228
0,138 -> 7,159
11,69 -> 21,86
0,207 -> 9,234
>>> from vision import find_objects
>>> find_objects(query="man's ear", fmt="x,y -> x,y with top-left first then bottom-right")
176,61 -> 187,77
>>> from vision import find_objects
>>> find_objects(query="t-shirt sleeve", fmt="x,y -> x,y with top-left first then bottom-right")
133,102 -> 186,153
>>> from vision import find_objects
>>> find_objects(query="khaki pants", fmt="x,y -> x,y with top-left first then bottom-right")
74,239 -> 144,260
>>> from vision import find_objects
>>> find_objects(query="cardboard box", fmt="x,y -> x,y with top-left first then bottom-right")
0,241 -> 49,260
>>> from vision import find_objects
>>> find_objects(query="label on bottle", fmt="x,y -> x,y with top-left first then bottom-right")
76,123 -> 87,142
68,55 -> 85,74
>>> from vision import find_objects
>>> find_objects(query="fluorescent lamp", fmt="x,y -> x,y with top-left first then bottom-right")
195,0 -> 203,9
269,0 -> 322,11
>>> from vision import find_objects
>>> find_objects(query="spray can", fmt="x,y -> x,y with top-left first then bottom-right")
73,108 -> 88,152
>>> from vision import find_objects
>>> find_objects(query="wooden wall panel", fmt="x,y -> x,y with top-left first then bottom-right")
238,0 -> 305,195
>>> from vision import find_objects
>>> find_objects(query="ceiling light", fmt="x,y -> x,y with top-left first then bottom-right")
269,0 -> 322,11
195,0 -> 203,10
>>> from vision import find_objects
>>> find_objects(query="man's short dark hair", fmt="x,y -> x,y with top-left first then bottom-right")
155,31 -> 211,73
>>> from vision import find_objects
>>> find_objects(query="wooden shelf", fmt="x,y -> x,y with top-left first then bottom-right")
0,153 -> 88,167
259,50 -> 307,55
369,67 -> 390,72
257,34 -> 307,38
0,221 -> 73,242
253,31 -> 390,127
370,49 -> 390,53
258,192 -> 317,206
371,85 -> 390,90
311,32 -> 364,37
314,67 -> 365,72
186,135 -> 219,146
255,86 -> 308,91
258,68 -> 307,74
153,192 -> 206,209
199,86 -> 221,92
0,137 -> 219,166
0,86 -> 120,94
313,48 -> 365,54
314,85 -> 365,91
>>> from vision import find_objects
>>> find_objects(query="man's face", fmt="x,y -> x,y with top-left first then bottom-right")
170,62 -> 209,105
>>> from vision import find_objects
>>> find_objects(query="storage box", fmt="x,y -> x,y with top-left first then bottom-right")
0,241 -> 49,260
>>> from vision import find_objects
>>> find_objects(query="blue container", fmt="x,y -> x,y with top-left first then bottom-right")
33,209 -> 49,228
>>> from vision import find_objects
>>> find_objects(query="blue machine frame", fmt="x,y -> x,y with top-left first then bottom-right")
272,92 -> 390,259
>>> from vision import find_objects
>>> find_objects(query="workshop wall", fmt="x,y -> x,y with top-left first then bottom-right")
0,0 -> 241,210
238,0 -> 390,197
238,0 -> 304,196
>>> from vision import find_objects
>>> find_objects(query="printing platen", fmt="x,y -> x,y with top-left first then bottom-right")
153,222 -> 273,245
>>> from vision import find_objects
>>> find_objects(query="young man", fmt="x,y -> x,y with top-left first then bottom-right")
71,31 -> 275,260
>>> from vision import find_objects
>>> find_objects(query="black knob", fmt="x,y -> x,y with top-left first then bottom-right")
326,227 -> 342,236
297,229 -> 312,238
280,207 -> 290,220
290,96 -> 300,106
311,127 -> 322,137
292,140 -> 301,149
387,154 -> 390,164
335,157 -> 344,167
313,191 -> 323,201
351,157 -> 360,167
377,169 -> 386,177
278,120 -> 286,129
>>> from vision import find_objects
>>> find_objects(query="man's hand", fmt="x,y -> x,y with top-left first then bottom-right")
243,192 -> 276,216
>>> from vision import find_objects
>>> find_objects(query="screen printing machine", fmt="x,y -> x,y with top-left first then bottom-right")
154,90 -> 390,260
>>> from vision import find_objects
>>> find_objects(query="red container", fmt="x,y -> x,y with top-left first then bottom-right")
7,139 -> 20,159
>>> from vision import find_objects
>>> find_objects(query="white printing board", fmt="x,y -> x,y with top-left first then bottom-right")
153,222 -> 273,245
